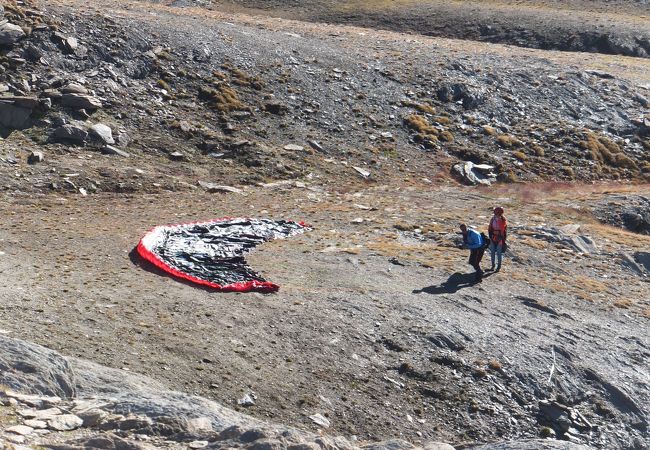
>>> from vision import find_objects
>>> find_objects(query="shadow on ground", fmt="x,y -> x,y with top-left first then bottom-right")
414,271 -> 494,294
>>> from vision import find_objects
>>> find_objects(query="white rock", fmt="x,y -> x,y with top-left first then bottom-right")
353,166 -> 370,178
5,392 -> 61,407
237,394 -> 255,407
17,407 -> 62,420
6,425 -> 34,435
309,413 -> 330,428
189,441 -> 209,449
89,123 -> 114,145
198,181 -> 242,194
48,414 -> 83,431
284,144 -> 305,151
24,419 -> 47,429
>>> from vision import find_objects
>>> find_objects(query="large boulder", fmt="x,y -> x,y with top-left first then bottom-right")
0,99 -> 33,129
0,22 -> 25,46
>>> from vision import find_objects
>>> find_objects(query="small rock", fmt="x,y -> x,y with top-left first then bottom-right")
309,413 -> 330,428
61,83 -> 88,95
353,166 -> 370,178
284,144 -> 304,151
89,123 -> 115,145
238,394 -> 256,407
48,414 -> 83,431
451,161 -> 496,186
308,140 -> 324,152
198,181 -> 242,194
102,145 -> 130,157
264,102 -> 288,115
27,151 -> 44,164
169,151 -> 186,161
189,441 -> 209,449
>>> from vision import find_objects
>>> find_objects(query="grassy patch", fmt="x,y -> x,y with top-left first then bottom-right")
198,83 -> 247,112
496,134 -> 522,148
402,100 -> 436,115
579,131 -> 637,169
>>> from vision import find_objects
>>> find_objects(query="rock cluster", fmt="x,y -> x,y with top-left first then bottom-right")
0,335 -> 525,450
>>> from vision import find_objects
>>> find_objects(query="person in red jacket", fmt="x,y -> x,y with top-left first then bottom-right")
488,206 -> 507,272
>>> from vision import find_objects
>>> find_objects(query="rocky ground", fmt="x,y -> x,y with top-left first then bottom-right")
0,0 -> 649,449
196,0 -> 650,58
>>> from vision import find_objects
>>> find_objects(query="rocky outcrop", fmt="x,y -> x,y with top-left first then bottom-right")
0,336 -> 597,449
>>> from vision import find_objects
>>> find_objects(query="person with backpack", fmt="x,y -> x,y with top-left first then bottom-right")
459,223 -> 487,282
488,206 -> 507,272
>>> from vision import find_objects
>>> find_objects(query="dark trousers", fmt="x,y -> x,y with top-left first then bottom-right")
469,248 -> 485,273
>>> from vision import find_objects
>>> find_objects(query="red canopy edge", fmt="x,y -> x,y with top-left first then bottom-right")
136,218 -> 308,293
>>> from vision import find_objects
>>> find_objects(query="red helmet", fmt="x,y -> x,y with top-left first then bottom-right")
494,206 -> 504,215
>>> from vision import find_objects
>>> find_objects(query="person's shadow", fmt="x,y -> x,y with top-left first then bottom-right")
413,271 -> 493,295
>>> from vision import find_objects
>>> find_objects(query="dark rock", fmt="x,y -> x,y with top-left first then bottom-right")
264,102 -> 288,115
634,252 -> 650,272
53,124 -> 88,143
27,151 -> 44,165
0,100 -> 33,129
240,428 -> 271,443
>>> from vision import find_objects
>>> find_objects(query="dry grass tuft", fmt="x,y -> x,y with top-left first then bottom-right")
404,114 -> 440,147
198,83 -> 247,112
513,151 -> 527,161
488,360 -> 502,371
532,144 -> 545,157
496,134 -> 522,148
613,298 -> 633,309
482,125 -> 497,136
402,100 -> 436,115
579,132 -> 637,169
221,63 -> 265,90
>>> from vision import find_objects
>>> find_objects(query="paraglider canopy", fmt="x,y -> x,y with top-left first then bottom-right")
137,218 -> 308,292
